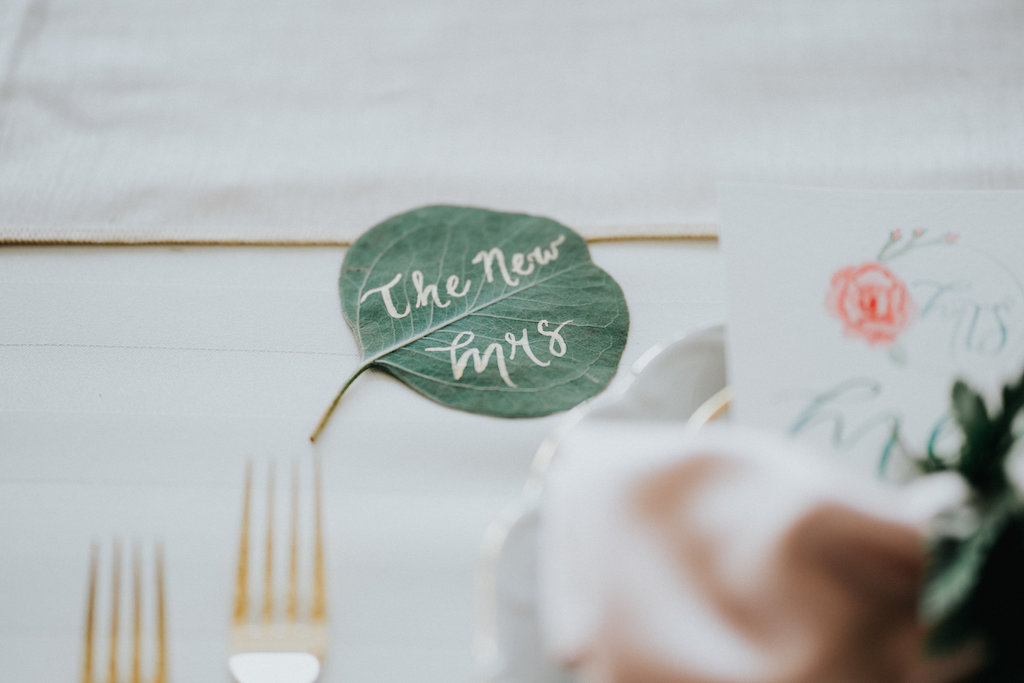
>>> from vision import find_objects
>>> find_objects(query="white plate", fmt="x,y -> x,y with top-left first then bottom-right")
474,324 -> 727,683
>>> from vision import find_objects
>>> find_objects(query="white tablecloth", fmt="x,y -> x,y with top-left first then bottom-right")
0,242 -> 725,681
2,0 -> 1023,244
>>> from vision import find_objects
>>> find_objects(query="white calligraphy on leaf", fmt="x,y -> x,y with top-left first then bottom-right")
425,320 -> 572,387
358,234 -> 568,320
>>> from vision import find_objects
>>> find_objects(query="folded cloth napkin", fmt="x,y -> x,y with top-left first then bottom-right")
537,422 -> 982,683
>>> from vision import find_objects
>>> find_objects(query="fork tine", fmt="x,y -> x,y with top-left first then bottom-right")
263,462 -> 275,623
234,461 -> 252,624
108,539 -> 121,683
287,458 -> 299,622
154,542 -> 168,683
82,542 -> 169,683
82,542 -> 98,683
311,455 -> 326,623
228,459 -> 329,680
131,543 -> 142,683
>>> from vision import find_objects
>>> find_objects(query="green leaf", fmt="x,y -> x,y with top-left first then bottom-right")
922,501 -> 1008,627
952,380 -> 990,446
919,367 -> 1024,672
951,380 -> 995,483
311,206 -> 629,439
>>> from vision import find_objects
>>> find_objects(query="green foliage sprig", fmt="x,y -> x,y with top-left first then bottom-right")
919,368 -> 1024,680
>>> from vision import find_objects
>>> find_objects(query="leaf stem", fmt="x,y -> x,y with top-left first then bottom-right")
309,363 -> 372,442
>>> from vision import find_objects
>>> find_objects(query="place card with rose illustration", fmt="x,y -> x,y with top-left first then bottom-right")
718,185 -> 1024,478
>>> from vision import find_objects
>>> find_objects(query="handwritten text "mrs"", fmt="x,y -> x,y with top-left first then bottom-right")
425,320 -> 571,388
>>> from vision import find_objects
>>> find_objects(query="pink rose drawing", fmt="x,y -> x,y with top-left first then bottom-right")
826,262 -> 915,346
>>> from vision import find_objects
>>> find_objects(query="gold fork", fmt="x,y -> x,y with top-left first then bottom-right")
81,540 -> 168,683
229,457 -> 328,683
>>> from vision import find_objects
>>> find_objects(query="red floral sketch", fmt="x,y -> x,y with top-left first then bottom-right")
826,262 -> 915,346
826,229 -> 957,349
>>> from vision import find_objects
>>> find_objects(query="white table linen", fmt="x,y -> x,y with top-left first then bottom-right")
0,242 -> 725,681
2,1 -> 1023,244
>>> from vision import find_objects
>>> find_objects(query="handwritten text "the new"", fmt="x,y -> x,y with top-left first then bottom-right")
359,234 -> 568,319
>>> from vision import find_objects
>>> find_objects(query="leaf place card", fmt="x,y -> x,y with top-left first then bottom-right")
718,185 -> 1024,478
311,206 -> 629,440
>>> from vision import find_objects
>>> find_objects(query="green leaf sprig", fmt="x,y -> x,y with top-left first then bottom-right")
919,367 -> 1024,679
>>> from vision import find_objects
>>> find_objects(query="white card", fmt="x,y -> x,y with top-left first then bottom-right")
719,185 -> 1024,478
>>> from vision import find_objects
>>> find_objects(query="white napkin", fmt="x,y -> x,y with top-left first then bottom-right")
537,422 -> 981,683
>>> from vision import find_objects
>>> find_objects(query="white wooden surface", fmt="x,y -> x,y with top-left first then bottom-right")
0,242 -> 724,681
